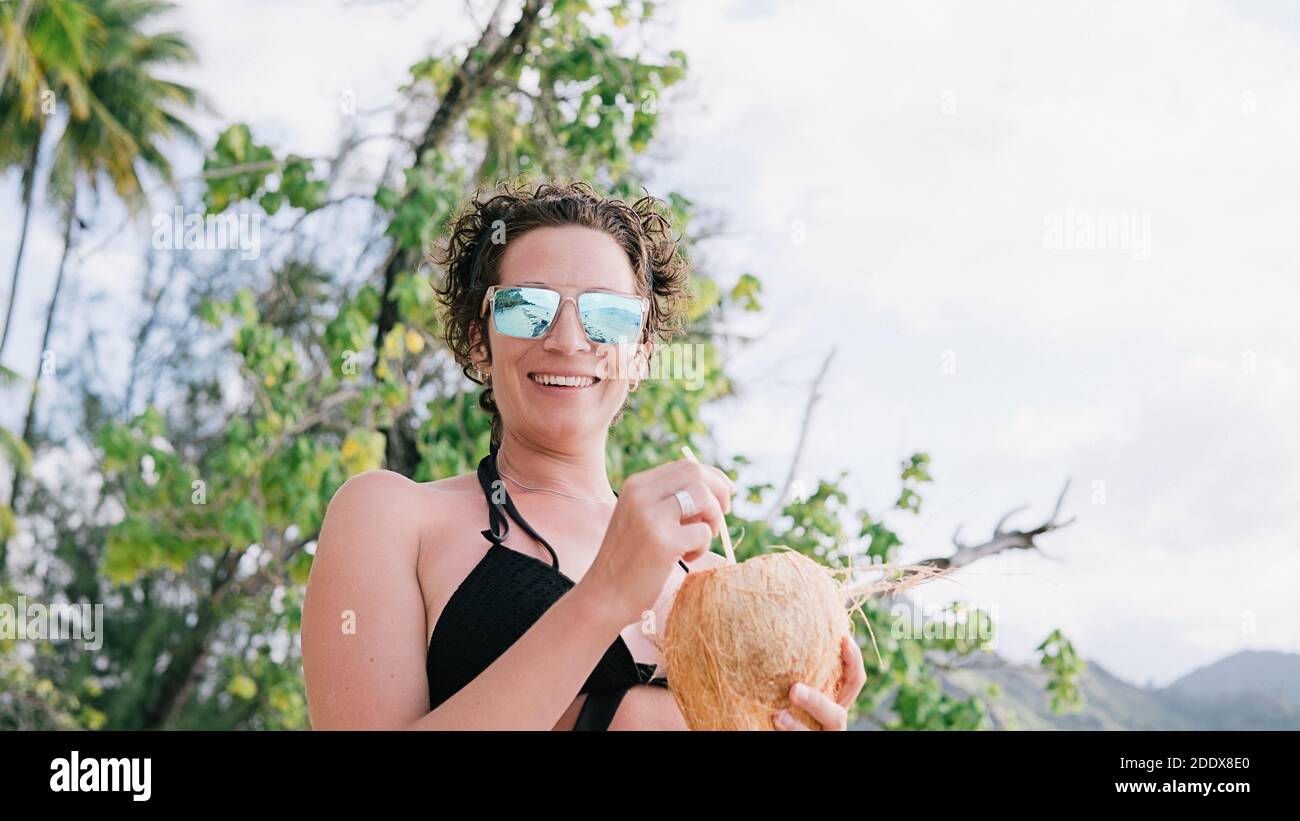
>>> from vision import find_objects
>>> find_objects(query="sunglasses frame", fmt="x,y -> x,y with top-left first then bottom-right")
479,284 -> 651,344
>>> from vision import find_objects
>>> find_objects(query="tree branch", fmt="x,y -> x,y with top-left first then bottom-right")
920,480 -> 1075,569
763,345 -> 836,524
373,0 -> 545,359
374,0 -> 546,475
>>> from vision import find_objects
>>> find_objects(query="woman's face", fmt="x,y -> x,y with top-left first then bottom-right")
475,224 -> 649,448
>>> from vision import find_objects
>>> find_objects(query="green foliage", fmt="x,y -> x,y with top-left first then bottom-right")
0,584 -> 107,730
42,0 -> 200,207
1038,629 -> 1086,713
383,150 -> 467,253
0,0 -> 102,140
1,1 -> 204,727
99,272 -> 422,584
0,366 -> 32,541
729,273 -> 762,312
895,452 -> 932,514
203,124 -> 328,215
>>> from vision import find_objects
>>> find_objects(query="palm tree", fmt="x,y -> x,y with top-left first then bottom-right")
1,0 -> 199,571
0,0 -> 37,86
0,0 -> 100,360
22,0 -> 198,430
45,0 -> 199,208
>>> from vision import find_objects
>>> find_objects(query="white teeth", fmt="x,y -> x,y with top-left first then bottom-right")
532,373 -> 596,387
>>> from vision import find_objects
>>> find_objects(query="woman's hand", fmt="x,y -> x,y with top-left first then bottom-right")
773,634 -> 867,731
576,458 -> 735,627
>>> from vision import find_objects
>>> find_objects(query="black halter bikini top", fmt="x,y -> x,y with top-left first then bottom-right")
426,444 -> 690,730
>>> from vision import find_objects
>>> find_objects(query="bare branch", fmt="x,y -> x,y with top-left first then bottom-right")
763,346 -> 836,524
921,479 -> 1075,569
992,504 -> 1029,538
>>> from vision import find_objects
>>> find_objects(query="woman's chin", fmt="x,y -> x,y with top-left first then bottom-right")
516,414 -> 606,444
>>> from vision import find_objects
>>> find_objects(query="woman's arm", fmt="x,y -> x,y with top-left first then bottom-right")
300,470 -> 628,730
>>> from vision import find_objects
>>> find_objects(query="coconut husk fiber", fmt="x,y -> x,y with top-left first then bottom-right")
661,549 -> 850,730
661,547 -> 951,730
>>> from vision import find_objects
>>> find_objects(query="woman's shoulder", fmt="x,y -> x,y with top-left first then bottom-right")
327,469 -> 481,515
325,469 -> 423,519
315,468 -> 483,568
325,470 -> 488,535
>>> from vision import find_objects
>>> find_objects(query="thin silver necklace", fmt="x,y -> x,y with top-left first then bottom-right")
496,457 -> 617,505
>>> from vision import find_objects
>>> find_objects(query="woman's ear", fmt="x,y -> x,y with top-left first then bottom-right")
468,321 -> 491,376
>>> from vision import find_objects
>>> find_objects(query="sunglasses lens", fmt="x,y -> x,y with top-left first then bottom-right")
493,287 -> 560,338
579,292 -> 644,344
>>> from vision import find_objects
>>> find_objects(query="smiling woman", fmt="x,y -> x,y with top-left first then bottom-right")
299,180 -> 866,730
438,180 -> 691,445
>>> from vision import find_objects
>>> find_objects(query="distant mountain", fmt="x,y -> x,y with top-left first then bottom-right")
1162,650 -> 1300,701
1153,650 -> 1300,730
852,650 -> 1300,730
939,659 -> 1197,730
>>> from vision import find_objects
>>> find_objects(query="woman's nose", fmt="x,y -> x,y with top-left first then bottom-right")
542,298 -> 591,352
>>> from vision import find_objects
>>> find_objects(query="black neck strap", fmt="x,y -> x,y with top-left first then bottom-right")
477,445 -> 562,571
475,444 -> 691,577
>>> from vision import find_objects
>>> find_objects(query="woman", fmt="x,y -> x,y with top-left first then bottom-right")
300,181 -> 866,730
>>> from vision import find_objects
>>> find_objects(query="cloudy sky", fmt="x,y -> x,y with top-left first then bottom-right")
1,0 -> 1296,687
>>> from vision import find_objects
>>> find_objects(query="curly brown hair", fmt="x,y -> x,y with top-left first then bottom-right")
430,179 -> 692,448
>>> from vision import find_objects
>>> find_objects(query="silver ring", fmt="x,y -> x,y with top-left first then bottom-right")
673,488 -> 697,520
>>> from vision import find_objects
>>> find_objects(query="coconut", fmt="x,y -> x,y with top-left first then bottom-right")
661,549 -> 852,731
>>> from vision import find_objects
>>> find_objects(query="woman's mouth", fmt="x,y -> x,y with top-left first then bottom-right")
528,372 -> 601,392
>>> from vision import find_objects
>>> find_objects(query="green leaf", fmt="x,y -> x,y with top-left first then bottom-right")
340,430 -> 385,476
729,272 -> 763,311
0,429 -> 33,474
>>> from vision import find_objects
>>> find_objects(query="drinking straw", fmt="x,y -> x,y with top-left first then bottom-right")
680,445 -> 737,564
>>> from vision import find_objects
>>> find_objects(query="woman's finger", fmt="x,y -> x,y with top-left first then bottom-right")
836,634 -> 868,709
653,459 -> 734,515
786,681 -> 848,730
677,481 -> 726,536
772,709 -> 811,731
672,520 -> 713,564
659,481 -> 726,546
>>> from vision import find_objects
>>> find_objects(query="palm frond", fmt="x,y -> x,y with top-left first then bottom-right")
0,362 -> 28,387
0,427 -> 33,475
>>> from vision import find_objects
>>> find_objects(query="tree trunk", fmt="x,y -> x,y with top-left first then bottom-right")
373,0 -> 545,476
1,192 -> 75,577
0,134 -> 41,360
20,190 -> 76,448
